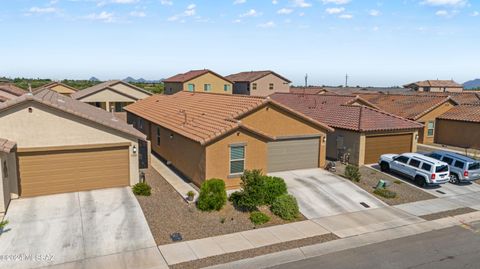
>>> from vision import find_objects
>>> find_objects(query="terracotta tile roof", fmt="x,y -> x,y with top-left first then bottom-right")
0,96 -> 8,102
438,104 -> 480,123
0,83 -> 27,97
124,92 -> 332,145
71,80 -> 151,100
34,81 -> 78,92
403,92 -> 480,105
404,80 -> 463,88
163,69 -> 233,84
271,93 -> 422,132
226,71 -> 291,83
358,93 -> 457,120
290,87 -> 330,95
0,89 -> 146,140
0,138 -> 16,153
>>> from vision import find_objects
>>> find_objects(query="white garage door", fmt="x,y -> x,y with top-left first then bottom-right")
268,138 -> 319,173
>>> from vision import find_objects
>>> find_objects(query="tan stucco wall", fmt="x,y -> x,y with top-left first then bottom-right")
416,86 -> 463,93
326,129 -> 362,165
435,119 -> 480,150
206,130 -> 267,189
51,85 -> 76,95
0,151 -> 18,213
80,89 -> 138,103
416,101 -> 455,144
249,74 -> 290,97
183,73 -> 232,94
0,102 -> 140,185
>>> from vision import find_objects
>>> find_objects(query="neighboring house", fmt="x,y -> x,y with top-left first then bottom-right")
0,89 -> 147,212
226,71 -> 291,96
407,92 -> 480,105
125,92 -> 333,189
71,80 -> 152,112
404,80 -> 463,92
290,87 -> 331,95
34,81 -> 78,96
163,69 -> 233,95
290,86 -> 412,95
271,93 -> 423,165
360,94 -> 458,145
435,104 -> 480,150
0,83 -> 25,101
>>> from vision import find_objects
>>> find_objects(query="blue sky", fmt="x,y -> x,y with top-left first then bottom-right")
0,0 -> 479,86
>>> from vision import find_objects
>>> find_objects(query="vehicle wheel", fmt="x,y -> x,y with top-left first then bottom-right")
380,162 -> 390,172
449,174 -> 459,185
415,176 -> 427,188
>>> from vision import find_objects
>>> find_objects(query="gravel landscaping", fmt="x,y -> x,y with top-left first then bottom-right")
333,162 -> 436,206
420,207 -> 478,221
170,233 -> 339,269
136,168 -> 305,245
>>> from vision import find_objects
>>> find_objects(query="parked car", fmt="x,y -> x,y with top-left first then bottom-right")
426,151 -> 480,184
379,153 -> 450,187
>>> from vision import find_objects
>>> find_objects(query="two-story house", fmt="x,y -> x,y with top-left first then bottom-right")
404,80 -> 463,93
163,69 -> 233,95
226,70 -> 291,96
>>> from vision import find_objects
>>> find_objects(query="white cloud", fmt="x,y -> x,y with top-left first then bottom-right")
85,11 -> 115,22
291,0 -> 312,8
130,11 -> 146,17
160,0 -> 173,5
111,0 -> 138,3
233,19 -> 242,23
184,4 -> 196,16
233,0 -> 246,4
339,14 -> 353,19
435,10 -> 449,16
322,0 -> 350,4
272,0 -> 278,4
373,26 -> 379,31
28,7 -> 58,14
369,9 -> 380,16
472,11 -> 479,16
167,3 -> 196,22
258,21 -> 275,28
326,7 -> 344,14
240,9 -> 260,17
422,0 -> 467,6
277,8 -> 293,14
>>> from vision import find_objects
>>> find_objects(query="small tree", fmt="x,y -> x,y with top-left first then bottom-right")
345,165 -> 361,182
197,179 -> 227,211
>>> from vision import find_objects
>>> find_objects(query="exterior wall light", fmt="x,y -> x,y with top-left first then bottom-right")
322,136 -> 327,143
133,145 -> 137,154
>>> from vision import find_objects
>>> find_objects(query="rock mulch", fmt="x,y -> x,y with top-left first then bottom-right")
420,207 -> 478,221
333,162 -> 436,206
170,233 -> 339,269
136,168 -> 305,245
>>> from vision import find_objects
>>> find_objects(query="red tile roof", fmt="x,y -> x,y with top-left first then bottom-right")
163,69 -> 233,84
404,80 -> 463,88
0,138 -> 16,153
124,92 -> 333,145
226,71 -> 291,83
0,83 -> 26,97
438,105 -> 480,123
271,93 -> 423,132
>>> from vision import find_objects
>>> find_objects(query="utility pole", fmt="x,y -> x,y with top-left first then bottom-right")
345,73 -> 349,87
305,73 -> 308,87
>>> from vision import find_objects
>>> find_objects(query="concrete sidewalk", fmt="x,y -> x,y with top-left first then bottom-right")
150,153 -> 198,201
157,207 -> 422,266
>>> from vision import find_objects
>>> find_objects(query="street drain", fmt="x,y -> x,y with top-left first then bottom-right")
360,202 -> 370,208
436,190 -> 446,195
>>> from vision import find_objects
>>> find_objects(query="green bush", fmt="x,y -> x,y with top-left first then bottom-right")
197,179 -> 227,211
240,169 -> 267,206
229,191 -> 258,211
270,194 -> 300,221
132,182 -> 151,196
263,176 -> 288,205
345,165 -> 361,182
373,188 -> 397,199
249,211 -> 270,225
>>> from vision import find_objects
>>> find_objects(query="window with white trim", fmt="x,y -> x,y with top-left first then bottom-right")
204,84 -> 212,92
252,83 -> 257,90
229,145 -> 245,175
269,83 -> 274,90
427,121 -> 435,136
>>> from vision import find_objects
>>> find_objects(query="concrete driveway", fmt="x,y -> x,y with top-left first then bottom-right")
269,169 -> 386,219
0,187 -> 166,269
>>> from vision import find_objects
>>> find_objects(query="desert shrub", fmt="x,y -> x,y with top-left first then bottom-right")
197,179 -> 227,211
249,211 -> 270,225
229,191 -> 258,211
263,176 -> 288,205
132,182 -> 151,196
345,165 -> 361,182
373,188 -> 397,199
240,169 -> 267,206
270,194 -> 300,221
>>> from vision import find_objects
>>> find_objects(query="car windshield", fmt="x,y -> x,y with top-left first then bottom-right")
468,162 -> 480,170
435,165 -> 449,173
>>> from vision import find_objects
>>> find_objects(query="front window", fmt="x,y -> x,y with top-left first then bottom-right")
137,118 -> 144,130
204,84 -> 212,92
252,83 -> 257,90
114,102 -> 123,112
230,145 -> 245,175
156,127 -> 161,145
269,83 -> 274,90
187,84 -> 195,92
427,121 -> 435,137
224,84 -> 231,92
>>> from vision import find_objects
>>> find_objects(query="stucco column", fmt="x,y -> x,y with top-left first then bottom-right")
106,101 -> 111,112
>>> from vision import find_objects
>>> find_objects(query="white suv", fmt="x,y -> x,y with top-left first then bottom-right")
379,153 -> 450,187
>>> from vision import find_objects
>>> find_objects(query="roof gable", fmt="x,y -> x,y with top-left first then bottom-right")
163,69 -> 233,84
226,71 -> 291,83
71,80 -> 152,100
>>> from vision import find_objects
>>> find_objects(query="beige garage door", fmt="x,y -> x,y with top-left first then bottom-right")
268,138 -> 319,173
364,134 -> 413,164
18,145 -> 129,197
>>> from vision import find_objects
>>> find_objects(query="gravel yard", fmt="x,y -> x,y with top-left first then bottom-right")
420,207 -> 477,221
333,162 -> 436,206
136,168 -> 305,245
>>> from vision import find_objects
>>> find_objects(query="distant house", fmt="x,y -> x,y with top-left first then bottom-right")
163,69 -> 233,95
435,104 -> 480,150
0,83 -> 25,102
404,80 -> 463,93
35,81 -> 78,96
71,80 -> 152,113
226,71 -> 291,96
271,93 -> 423,165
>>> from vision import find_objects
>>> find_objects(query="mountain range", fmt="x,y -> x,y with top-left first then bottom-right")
122,77 -> 162,83
463,79 -> 480,90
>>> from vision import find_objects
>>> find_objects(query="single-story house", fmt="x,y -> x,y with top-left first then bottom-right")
403,80 -> 464,93
359,94 -> 458,144
226,70 -> 291,96
0,83 -> 25,102
0,89 -> 147,213
71,80 -> 152,112
271,93 -> 423,165
163,69 -> 233,95
125,92 -> 333,189
435,104 -> 480,150
35,81 -> 78,96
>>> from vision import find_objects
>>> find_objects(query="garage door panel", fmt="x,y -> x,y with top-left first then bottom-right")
364,134 -> 413,164
18,146 -> 129,197
268,138 -> 319,173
